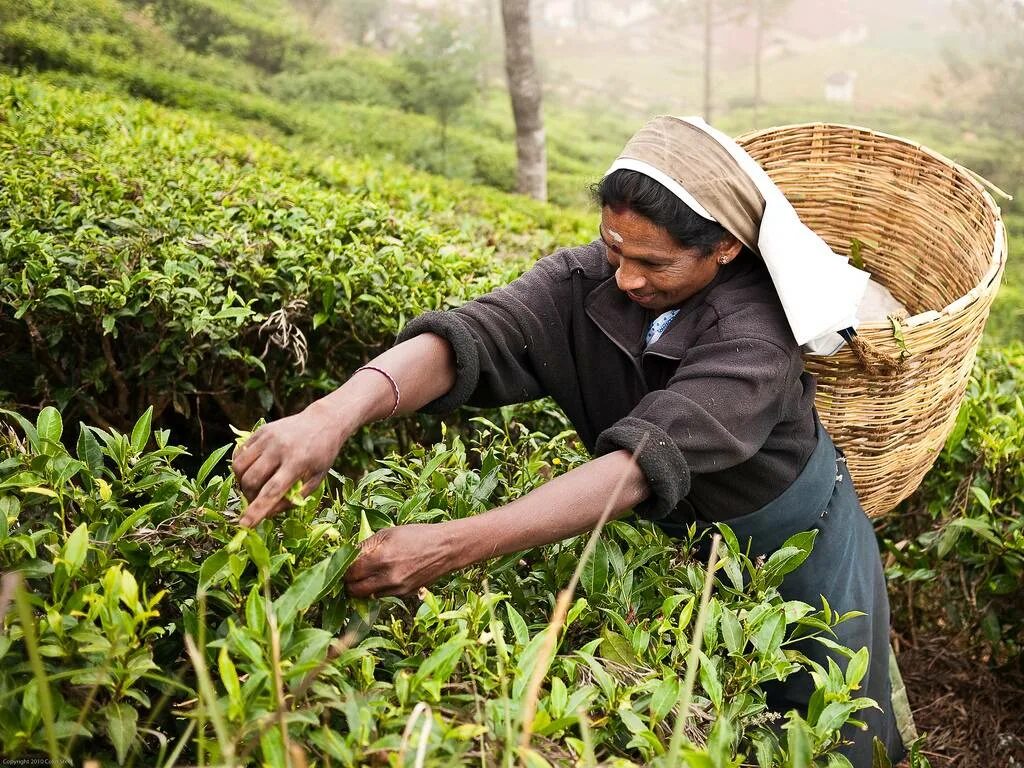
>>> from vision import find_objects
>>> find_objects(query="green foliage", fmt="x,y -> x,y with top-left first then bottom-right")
948,0 -> 1024,135
881,344 -> 1024,662
396,15 -> 483,172
268,51 -> 410,107
0,76 -> 591,446
123,0 -> 319,73
334,0 -> 389,46
0,0 -> 620,205
0,407 -> 876,765
983,209 -> 1024,347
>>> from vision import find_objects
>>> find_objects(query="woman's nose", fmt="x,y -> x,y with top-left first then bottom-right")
615,262 -> 645,293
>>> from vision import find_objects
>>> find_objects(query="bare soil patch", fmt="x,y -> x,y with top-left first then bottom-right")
893,629 -> 1024,767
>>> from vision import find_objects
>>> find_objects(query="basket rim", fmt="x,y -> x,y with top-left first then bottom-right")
737,121 -> 1008,332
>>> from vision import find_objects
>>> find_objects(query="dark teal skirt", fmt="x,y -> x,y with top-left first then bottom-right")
659,420 -> 905,767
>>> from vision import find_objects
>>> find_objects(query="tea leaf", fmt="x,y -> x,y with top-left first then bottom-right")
698,652 -> 723,710
720,607 -> 743,655
845,646 -> 870,689
548,676 -> 568,718
580,538 -> 608,597
506,604 -> 529,647
599,629 -> 638,667
36,406 -> 62,447
785,716 -> 813,768
815,701 -> 860,737
319,543 -> 357,598
650,677 -> 679,722
218,645 -> 243,720
76,424 -> 104,475
62,523 -> 89,576
198,550 -> 232,592
358,509 -> 374,543
1,409 -> 39,449
849,237 -> 865,270
105,702 -> 138,766
197,444 -> 233,486
273,555 -> 329,626
129,406 -> 153,454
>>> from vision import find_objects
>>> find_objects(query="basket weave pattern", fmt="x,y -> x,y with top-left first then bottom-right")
738,124 -> 1007,517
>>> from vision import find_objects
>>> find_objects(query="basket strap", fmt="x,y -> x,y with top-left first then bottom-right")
840,328 -> 906,375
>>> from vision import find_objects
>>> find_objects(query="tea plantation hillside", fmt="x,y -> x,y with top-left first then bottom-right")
0,0 -> 631,207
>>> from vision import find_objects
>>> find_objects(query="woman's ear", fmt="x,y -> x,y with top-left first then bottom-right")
715,234 -> 743,265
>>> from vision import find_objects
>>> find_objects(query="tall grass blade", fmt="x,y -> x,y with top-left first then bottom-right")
14,576 -> 59,761
184,634 -> 237,766
576,707 -> 597,767
667,533 -> 722,761
161,720 -> 196,768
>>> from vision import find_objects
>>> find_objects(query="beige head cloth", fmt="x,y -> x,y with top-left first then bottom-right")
606,115 -> 869,355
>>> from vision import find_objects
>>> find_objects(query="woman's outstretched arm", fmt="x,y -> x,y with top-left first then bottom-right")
343,449 -> 650,597
232,332 -> 456,527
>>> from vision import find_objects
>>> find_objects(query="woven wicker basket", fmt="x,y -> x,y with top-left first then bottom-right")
737,123 -> 1007,517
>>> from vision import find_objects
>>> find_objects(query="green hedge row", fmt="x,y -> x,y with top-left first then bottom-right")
0,76 -> 590,451
123,0 -> 319,74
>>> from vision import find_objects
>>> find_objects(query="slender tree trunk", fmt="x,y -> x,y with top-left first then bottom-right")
753,0 -> 764,125
501,0 -> 547,201
575,0 -> 590,27
703,0 -> 713,123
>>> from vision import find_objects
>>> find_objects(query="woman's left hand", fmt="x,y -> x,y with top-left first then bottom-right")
344,523 -> 460,598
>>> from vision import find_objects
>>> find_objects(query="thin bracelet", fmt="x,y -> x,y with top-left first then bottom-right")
356,365 -> 400,418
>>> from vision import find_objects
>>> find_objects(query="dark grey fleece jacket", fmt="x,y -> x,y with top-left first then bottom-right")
396,240 -> 818,524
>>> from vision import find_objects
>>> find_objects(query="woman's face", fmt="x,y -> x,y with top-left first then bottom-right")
600,206 -> 736,313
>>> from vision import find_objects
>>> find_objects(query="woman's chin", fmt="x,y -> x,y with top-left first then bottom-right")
626,290 -> 660,308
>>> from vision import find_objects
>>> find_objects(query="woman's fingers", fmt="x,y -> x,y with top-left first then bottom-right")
345,532 -> 388,583
236,450 -> 281,502
344,574 -> 387,598
240,466 -> 299,528
231,428 -> 267,476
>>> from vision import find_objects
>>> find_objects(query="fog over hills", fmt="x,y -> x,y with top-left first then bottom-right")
527,0 -> 962,115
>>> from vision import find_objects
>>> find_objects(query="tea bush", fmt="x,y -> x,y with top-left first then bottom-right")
268,53 -> 410,108
122,0 -> 319,73
881,344 -> 1024,663
0,406 -> 887,766
0,76 -> 590,449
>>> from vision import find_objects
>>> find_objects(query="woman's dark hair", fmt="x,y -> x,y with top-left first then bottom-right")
592,169 -> 730,258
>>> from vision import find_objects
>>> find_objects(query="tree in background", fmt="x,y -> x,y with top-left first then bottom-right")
338,0 -> 388,45
949,0 -> 1024,135
397,15 -> 481,172
657,0 -> 748,123
749,0 -> 793,124
501,0 -> 547,201
702,0 -> 713,122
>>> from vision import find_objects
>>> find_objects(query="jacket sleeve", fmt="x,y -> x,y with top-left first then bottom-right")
395,253 -> 572,414
594,333 -> 801,521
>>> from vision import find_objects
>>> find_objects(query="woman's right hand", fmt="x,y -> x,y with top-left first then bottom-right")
230,334 -> 457,528
231,403 -> 350,527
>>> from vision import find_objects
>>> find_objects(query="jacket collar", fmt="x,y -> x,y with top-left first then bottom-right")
584,250 -> 745,361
